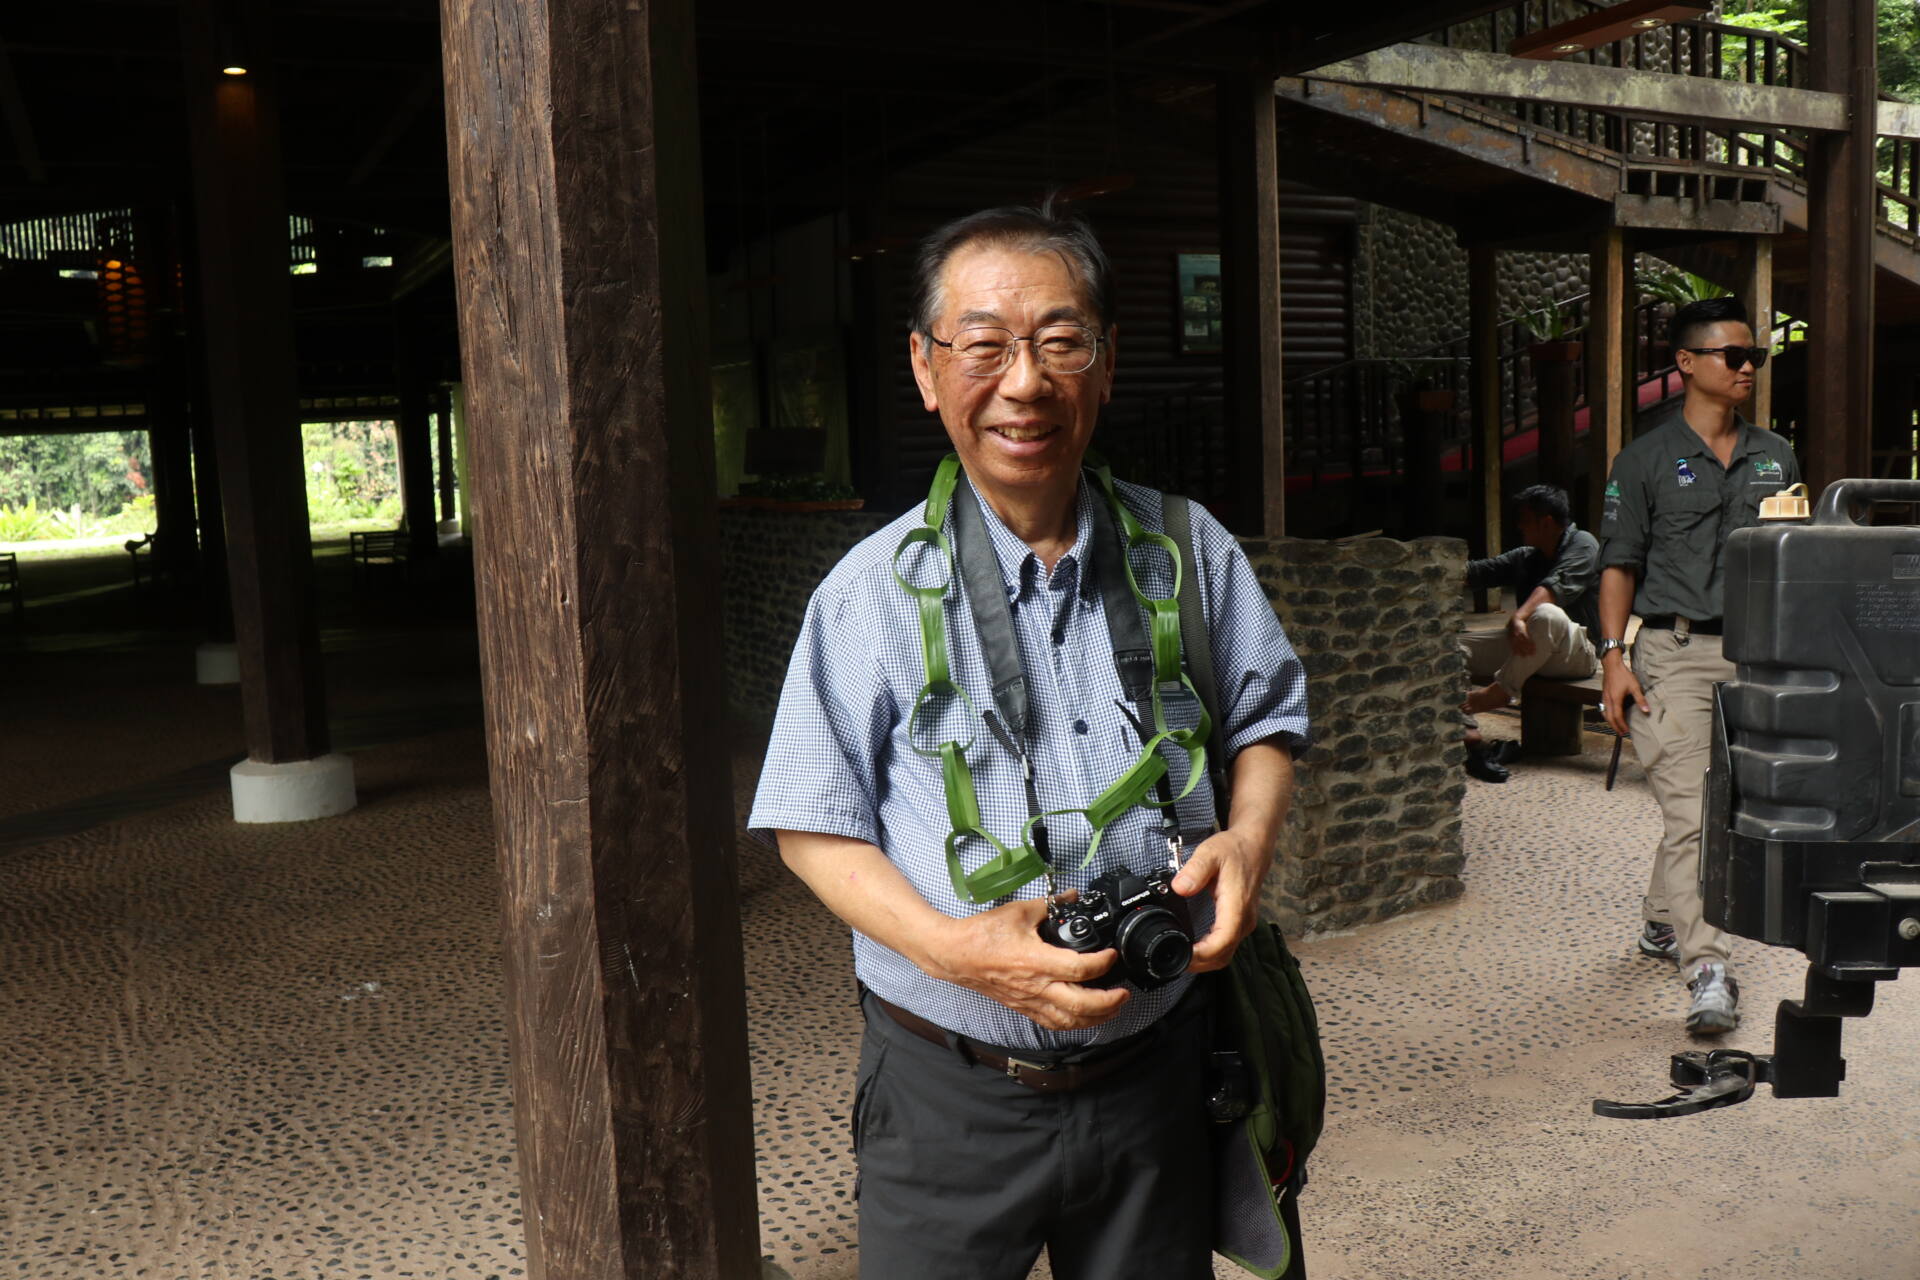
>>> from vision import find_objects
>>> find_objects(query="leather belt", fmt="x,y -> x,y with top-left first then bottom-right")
871,995 -> 1161,1094
1639,615 -> 1723,636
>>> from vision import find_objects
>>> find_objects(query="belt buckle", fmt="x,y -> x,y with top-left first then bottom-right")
1675,616 -> 1692,646
1004,1054 -> 1055,1080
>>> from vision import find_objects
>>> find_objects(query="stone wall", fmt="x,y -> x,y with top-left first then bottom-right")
1244,535 -> 1470,934
724,510 -> 1472,935
720,506 -> 891,721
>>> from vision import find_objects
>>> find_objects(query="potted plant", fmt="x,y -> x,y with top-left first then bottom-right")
1516,292 -> 1582,365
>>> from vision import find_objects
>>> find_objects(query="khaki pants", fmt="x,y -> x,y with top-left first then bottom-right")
1461,604 -> 1597,699
1629,627 -> 1734,975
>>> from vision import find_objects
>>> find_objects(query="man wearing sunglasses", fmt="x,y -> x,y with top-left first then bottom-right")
1594,295 -> 1800,1036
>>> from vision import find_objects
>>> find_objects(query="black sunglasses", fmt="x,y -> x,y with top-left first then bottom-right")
1681,345 -> 1768,370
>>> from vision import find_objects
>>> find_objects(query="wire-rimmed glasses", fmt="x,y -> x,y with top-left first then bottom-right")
928,324 -> 1105,377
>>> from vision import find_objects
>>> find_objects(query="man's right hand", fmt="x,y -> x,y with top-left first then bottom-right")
1600,653 -> 1648,736
1506,611 -> 1537,657
926,898 -> 1130,1031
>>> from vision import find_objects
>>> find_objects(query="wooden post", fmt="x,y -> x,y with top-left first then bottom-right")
1805,0 -> 1876,490
1532,345 -> 1579,496
1218,68 -> 1286,537
180,0 -> 329,762
1469,244 -> 1502,577
1738,236 -> 1775,432
1585,227 -> 1628,528
439,0 -> 761,1276
393,300 -> 440,563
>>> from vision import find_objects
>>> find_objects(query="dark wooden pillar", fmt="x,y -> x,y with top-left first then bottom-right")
1532,345 -> 1579,496
1585,228 -> 1628,529
1469,244 -> 1502,574
394,301 -> 440,561
1738,236 -> 1775,431
180,0 -> 327,759
1218,68 -> 1286,537
1805,0 -> 1876,489
439,0 -> 760,1276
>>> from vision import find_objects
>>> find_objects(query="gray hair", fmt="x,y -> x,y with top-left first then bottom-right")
909,197 -> 1114,349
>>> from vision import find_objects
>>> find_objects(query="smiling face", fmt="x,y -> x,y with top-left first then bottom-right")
1675,318 -> 1757,407
909,242 -> 1115,518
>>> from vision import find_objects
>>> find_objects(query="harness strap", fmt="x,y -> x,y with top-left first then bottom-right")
1163,495 -> 1232,829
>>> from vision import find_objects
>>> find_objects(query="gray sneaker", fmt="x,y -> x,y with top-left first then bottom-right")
1638,920 -> 1678,962
1687,961 -> 1740,1036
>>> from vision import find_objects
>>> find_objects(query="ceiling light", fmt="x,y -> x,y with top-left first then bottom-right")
1555,42 -> 1583,52
1633,17 -> 1664,27
222,65 -> 248,76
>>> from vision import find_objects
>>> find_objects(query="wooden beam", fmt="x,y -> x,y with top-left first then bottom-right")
1469,244 -> 1502,579
1804,0 -> 1876,491
1585,227 -> 1628,529
1878,99 -> 1920,141
1219,68 -> 1286,537
181,0 -> 329,762
0,40 -> 44,184
1305,43 -> 1849,134
1739,236 -> 1774,432
438,0 -> 760,1276
1509,0 -> 1708,61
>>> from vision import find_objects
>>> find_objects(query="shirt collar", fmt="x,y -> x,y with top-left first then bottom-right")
1661,404 -> 1755,461
962,473 -> 1097,601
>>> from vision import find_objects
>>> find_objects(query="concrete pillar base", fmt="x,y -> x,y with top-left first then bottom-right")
196,642 -> 240,686
230,753 -> 358,824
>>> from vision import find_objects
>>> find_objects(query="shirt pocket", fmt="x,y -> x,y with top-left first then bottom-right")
1652,484 -> 1722,540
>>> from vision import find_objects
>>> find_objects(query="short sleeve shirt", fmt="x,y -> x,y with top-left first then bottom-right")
748,474 -> 1310,1052
1598,402 -> 1801,621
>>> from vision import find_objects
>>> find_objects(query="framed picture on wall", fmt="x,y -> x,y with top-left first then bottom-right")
1176,252 -> 1222,355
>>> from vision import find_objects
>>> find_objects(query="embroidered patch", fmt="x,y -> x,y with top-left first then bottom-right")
1606,480 -> 1622,498
1753,457 -> 1784,481
1675,458 -> 1698,487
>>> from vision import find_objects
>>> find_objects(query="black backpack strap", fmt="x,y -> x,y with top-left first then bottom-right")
1163,495 -> 1231,828
1086,489 -> 1155,704
951,478 -> 1030,738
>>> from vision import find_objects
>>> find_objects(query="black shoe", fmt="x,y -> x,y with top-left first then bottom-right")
1465,745 -> 1509,783
1488,740 -> 1522,766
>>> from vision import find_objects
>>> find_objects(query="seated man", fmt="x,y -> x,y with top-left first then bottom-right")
1459,484 -> 1599,780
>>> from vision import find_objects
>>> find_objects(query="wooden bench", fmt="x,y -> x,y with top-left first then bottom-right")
0,551 -> 20,617
349,529 -> 409,585
1520,672 -> 1626,789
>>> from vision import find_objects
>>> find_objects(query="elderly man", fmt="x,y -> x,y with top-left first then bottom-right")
749,202 -> 1309,1279
1597,295 -> 1799,1035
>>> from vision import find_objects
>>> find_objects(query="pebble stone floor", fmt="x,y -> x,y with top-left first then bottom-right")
6,568 -> 1920,1279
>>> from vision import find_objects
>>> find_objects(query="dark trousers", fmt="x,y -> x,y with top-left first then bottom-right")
852,989 -> 1215,1280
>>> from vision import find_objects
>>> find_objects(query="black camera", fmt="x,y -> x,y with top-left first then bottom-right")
1038,865 -> 1194,989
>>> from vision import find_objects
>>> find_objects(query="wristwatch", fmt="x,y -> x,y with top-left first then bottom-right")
1595,637 -> 1627,660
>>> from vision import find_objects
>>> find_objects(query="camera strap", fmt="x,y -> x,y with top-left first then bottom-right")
894,452 -> 1210,904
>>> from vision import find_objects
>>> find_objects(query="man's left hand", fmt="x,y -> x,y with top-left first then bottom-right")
1171,827 -> 1271,973
1505,611 -> 1536,657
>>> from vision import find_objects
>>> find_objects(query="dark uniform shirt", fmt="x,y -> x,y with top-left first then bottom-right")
1466,522 -> 1601,639
1598,400 -> 1800,622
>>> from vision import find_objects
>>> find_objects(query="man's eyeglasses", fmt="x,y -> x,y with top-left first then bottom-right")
929,324 -> 1105,377
1681,345 -> 1769,370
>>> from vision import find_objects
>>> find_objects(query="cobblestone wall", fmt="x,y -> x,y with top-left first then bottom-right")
720,507 -> 891,721
1244,535 -> 1470,933
723,511 -> 1471,935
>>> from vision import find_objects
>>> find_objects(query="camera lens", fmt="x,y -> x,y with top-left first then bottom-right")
1115,908 -> 1192,987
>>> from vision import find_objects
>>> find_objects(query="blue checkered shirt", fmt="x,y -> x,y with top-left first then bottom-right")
749,474 -> 1310,1051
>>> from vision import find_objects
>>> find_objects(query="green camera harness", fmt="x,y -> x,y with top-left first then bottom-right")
892,453 -> 1212,904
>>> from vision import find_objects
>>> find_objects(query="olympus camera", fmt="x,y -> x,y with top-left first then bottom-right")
1039,865 -> 1194,989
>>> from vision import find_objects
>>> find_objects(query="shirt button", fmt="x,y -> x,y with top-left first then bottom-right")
1074,718 -> 1089,735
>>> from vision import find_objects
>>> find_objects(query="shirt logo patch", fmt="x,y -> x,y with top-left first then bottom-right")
1753,457 -> 1784,481
1676,458 -> 1698,488
1606,480 -> 1622,498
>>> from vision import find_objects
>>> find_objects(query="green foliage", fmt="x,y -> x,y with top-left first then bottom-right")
1511,294 -> 1575,342
1718,1 -> 1920,102
0,430 -> 153,518
0,500 -> 52,541
735,474 -> 860,502
1637,264 -> 1730,306
302,420 -> 403,525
